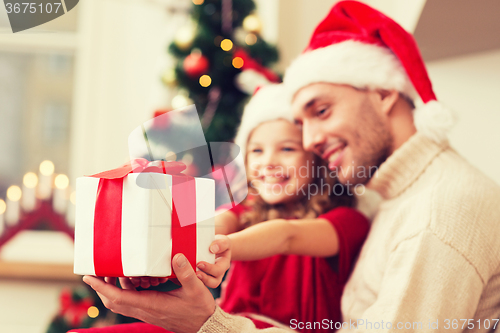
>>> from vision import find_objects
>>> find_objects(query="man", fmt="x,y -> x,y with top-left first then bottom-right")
83,1 -> 500,332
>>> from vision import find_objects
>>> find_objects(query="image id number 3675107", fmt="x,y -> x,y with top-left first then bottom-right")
5,2 -> 62,14
443,319 -> 499,330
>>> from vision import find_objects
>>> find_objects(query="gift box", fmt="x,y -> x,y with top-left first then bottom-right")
73,159 -> 215,277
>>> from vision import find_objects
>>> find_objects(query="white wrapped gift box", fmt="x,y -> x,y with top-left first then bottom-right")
74,171 -> 215,277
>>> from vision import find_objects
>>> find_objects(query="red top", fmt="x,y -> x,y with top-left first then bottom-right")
218,205 -> 370,332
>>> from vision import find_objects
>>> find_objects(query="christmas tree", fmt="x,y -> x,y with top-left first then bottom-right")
163,0 -> 280,143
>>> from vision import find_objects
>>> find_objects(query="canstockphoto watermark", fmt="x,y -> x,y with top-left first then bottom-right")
290,319 -> 423,331
291,319 -> 500,330
3,0 -> 80,33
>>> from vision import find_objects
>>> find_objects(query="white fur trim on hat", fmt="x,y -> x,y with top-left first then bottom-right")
235,84 -> 293,159
284,40 -> 418,100
355,186 -> 382,221
235,69 -> 272,95
413,100 -> 456,143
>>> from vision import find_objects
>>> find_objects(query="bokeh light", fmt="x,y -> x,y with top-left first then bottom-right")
7,186 -> 22,202
245,33 -> 257,45
199,74 -> 212,87
87,306 -> 99,318
232,57 -> 244,69
23,172 -> 38,188
39,160 -> 55,176
0,199 -> 6,214
55,174 -> 69,189
165,152 -> 178,161
220,39 -> 233,51
172,94 -> 190,109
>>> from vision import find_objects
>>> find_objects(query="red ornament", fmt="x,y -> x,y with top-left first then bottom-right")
152,109 -> 172,130
183,53 -> 210,78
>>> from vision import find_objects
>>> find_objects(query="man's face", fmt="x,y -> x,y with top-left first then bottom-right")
292,83 -> 393,185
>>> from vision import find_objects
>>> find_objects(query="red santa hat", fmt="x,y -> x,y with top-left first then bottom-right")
284,0 -> 455,143
235,83 -> 293,159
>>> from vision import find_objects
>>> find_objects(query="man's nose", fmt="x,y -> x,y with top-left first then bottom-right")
302,123 -> 325,152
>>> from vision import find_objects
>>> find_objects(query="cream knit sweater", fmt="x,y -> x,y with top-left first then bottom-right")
199,133 -> 500,333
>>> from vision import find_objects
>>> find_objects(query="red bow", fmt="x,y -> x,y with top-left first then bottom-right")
89,158 -> 186,179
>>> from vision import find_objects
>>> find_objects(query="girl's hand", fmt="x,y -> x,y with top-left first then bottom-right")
196,234 -> 231,288
116,235 -> 231,290
118,277 -> 169,290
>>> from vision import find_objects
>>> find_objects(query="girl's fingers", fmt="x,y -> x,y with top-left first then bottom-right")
129,277 -> 141,287
97,276 -> 168,290
119,277 -> 136,290
195,271 -> 222,289
210,235 -> 231,254
150,278 -> 160,287
140,277 -> 151,289
104,277 -> 117,285
197,257 -> 230,279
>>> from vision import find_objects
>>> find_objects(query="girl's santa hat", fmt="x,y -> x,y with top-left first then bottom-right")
284,0 -> 455,143
235,84 -> 293,158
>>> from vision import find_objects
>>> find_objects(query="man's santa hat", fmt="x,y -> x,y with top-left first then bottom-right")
284,0 -> 455,143
235,83 -> 293,159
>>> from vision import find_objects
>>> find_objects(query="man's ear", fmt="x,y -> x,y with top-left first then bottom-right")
376,89 -> 399,115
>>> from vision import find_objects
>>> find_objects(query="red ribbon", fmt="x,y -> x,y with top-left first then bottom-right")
89,158 -> 197,278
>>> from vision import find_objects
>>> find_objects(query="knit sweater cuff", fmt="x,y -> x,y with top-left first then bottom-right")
198,306 -> 234,333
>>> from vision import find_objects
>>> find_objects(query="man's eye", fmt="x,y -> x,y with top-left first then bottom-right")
316,108 -> 327,117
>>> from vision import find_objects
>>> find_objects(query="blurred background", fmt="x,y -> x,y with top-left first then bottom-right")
0,0 -> 498,332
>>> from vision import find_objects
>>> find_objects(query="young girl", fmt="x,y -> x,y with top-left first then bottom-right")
197,84 -> 370,332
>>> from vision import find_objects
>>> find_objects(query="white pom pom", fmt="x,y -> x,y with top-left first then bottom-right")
355,187 -> 382,220
234,69 -> 271,95
413,100 -> 457,143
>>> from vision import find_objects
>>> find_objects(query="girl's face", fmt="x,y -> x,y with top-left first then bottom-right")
246,119 -> 315,205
